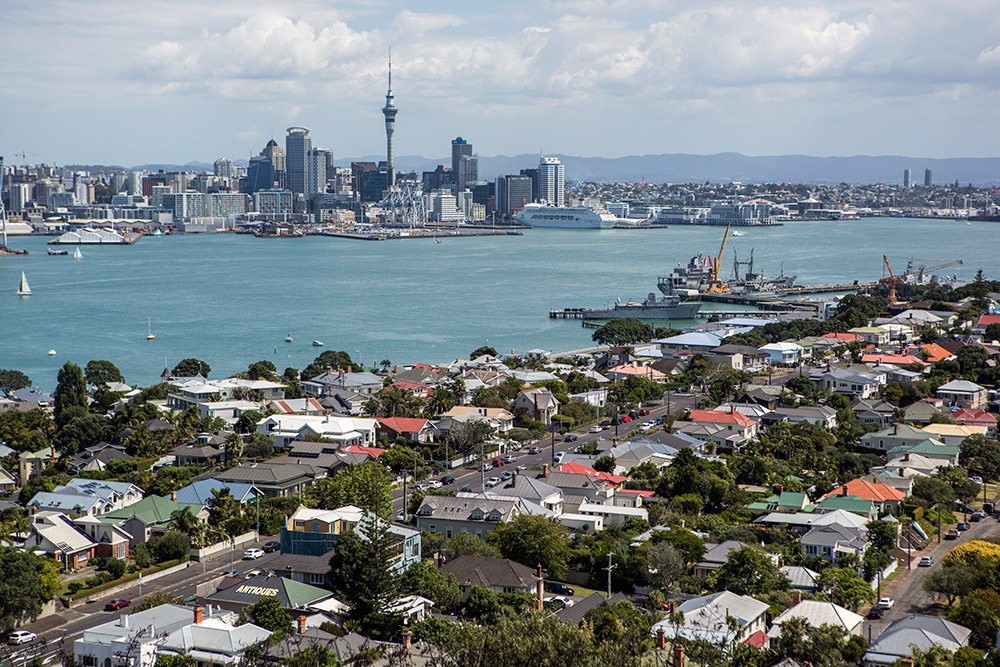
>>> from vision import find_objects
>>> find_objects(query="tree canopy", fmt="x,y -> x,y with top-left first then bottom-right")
54,361 -> 87,428
591,318 -> 654,346
84,359 -> 123,386
171,358 -> 211,377
488,515 -> 571,579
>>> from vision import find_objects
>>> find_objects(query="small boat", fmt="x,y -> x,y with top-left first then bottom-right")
284,320 -> 293,343
47,248 -> 68,256
73,247 -> 83,259
732,230 -> 745,236
48,349 -> 56,356
312,340 -> 324,347
151,229 -> 163,236
16,271 -> 31,296
146,317 -> 156,340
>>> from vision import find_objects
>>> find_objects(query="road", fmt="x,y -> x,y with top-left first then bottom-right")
864,512 -> 1000,641
391,391 -> 703,516
6,537 -> 284,666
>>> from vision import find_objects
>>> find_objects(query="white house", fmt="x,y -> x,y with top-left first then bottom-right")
651,591 -> 769,648
256,414 -> 377,448
759,342 -> 804,365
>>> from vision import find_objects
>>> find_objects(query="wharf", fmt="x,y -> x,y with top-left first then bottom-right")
312,229 -> 522,241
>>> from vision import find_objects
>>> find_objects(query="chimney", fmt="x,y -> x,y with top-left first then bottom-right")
120,614 -> 129,628
194,606 -> 203,624
893,423 -> 898,435
297,615 -> 306,635
730,405 -> 735,415
171,491 -> 177,501
325,365 -> 332,374
656,628 -> 666,650
536,564 -> 544,611
673,642 -> 685,667
842,486 -> 848,496
792,590 -> 802,605
402,627 -> 412,649
667,601 -> 676,614
542,464 -> 549,478
50,443 -> 56,466
904,452 -> 910,462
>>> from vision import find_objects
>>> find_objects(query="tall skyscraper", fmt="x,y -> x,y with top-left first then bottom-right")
309,148 -> 330,195
452,137 -> 474,188
213,158 -> 233,180
261,139 -> 286,189
246,156 -> 274,195
924,169 -> 933,187
286,127 -> 312,195
903,168 -> 912,189
382,52 -> 398,188
496,175 -> 533,216
539,156 -> 565,206
458,155 -> 478,188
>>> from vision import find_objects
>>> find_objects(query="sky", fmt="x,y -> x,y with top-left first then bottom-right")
3,0 -> 1000,166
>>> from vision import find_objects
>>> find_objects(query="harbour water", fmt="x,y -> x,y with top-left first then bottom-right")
1,217 -> 997,390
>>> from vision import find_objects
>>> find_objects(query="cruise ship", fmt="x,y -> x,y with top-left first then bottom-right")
514,204 -> 616,229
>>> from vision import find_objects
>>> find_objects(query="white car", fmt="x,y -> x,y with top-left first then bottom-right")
485,477 -> 501,488
503,455 -> 517,463
242,548 -> 265,560
8,631 -> 35,645
878,597 -> 895,609
554,452 -> 565,463
427,480 -> 443,489
590,425 -> 602,433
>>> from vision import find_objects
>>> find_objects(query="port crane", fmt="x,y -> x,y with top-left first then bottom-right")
906,258 -> 963,283
703,223 -> 731,293
880,255 -> 905,304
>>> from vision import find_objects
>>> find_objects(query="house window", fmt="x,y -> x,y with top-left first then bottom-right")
446,528 -> 452,538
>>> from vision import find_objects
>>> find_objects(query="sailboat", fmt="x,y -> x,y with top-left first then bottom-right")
16,271 -> 31,296
73,247 -> 83,259
146,317 -> 156,340
284,320 -> 293,343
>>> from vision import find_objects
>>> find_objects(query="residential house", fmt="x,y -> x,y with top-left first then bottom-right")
759,342 -> 804,365
902,400 -> 947,425
73,515 -> 131,560
376,417 -> 434,443
918,342 -> 956,363
267,397 -> 326,416
543,470 -> 615,512
486,475 -> 564,514
936,380 -> 988,410
800,523 -> 867,565
555,592 -> 631,625
19,446 -> 55,485
761,406 -> 837,429
861,423 -> 934,452
205,574 -> 334,614
605,363 -> 667,383
863,616 -> 971,666
513,388 -> 560,425
414,496 -> 525,538
821,479 -> 905,513
886,439 -> 960,467
69,442 -> 130,473
651,590 -> 770,649
436,406 -> 515,435
276,550 -> 339,588
166,479 -> 259,506
569,388 -> 608,408
256,414 -> 378,448
848,326 -> 891,346
302,370 -> 382,399
102,495 -> 208,547
576,501 -> 648,526
780,566 -> 821,592
851,398 -> 896,428
28,479 -> 144,517
812,495 -> 878,519
745,491 -> 811,513
73,604 -> 259,667
921,423 -> 987,446
167,377 -> 286,413
674,408 -> 758,446
654,332 -> 724,354
204,462 -> 326,498
439,555 -> 540,597
693,540 -> 747,578
708,345 -> 771,371
769,600 -> 864,640
171,443 -> 226,467
29,511 -> 97,568
812,367 -> 883,398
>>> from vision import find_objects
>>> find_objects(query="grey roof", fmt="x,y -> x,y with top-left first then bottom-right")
699,540 -> 743,565
264,630 -> 374,662
208,462 -> 324,485
415,496 -> 521,523
544,471 -> 610,491
555,592 -> 629,625
487,475 -> 561,502
780,565 -> 820,590
439,556 -> 539,589
864,615 -> 971,664
937,379 -> 985,392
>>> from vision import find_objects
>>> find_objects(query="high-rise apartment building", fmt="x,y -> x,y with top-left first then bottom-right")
10,184 -> 30,212
309,148 -> 330,195
495,175 -> 533,216
286,127 -> 312,195
253,189 -> 293,215
924,169 -> 933,187
452,137 -> 474,188
209,192 -> 246,217
539,156 -> 565,206
214,158 -> 233,181
903,168 -> 912,189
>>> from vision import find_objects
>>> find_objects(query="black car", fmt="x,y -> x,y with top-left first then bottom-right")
866,607 -> 884,620
440,476 -> 456,485
564,435 -> 578,442
957,521 -> 971,531
546,582 -> 575,596
263,541 -> 280,553
459,486 -> 473,493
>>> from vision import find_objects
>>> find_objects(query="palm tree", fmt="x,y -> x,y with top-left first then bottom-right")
169,508 -> 203,547
380,359 -> 392,372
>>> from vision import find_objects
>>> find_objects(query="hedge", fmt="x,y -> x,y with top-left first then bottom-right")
59,557 -> 186,605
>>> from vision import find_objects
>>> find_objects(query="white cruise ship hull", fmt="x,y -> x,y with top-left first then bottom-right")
515,205 -> 616,229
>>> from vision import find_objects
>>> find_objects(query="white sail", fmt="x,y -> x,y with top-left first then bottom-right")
74,247 -> 83,259
17,271 -> 31,296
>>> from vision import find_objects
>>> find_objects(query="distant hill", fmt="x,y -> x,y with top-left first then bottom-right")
87,153 -> 1000,186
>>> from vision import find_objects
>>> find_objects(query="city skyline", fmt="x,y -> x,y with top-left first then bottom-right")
4,1 -> 1000,166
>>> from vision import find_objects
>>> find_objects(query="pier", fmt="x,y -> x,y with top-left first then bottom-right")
311,228 -> 523,241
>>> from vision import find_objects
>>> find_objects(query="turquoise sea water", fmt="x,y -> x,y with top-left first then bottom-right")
1,218 -> 997,390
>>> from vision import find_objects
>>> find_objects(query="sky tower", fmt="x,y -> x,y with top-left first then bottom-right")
382,50 -> 397,187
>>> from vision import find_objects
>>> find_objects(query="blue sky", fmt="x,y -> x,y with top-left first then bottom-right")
3,0 -> 1000,166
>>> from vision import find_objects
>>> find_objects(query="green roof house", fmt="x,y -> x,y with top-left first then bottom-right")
102,495 -> 207,547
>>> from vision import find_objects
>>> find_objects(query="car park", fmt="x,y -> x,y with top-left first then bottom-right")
919,556 -> 934,567
440,476 -> 455,485
8,631 -> 35,645
263,541 -> 280,553
243,548 -> 264,560
485,477 -> 501,488
105,599 -> 130,611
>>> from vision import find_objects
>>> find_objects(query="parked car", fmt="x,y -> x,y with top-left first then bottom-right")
263,541 -> 280,553
492,458 -> 505,467
564,434 -> 578,442
501,471 -> 513,480
503,455 -> 517,463
599,420 -> 611,427
427,480 -> 443,489
866,607 -> 884,620
546,582 -> 575,596
971,476 -> 984,485
480,463 -> 493,471
878,597 -> 895,609
222,569 -> 239,577
971,512 -> 983,522
414,483 -> 430,492
440,476 -> 455,485
638,408 -> 650,416
105,599 -> 131,611
243,548 -> 265,560
528,446 -> 541,455
957,522 -> 971,531
245,569 -> 263,578
8,631 -> 35,645
945,528 -> 960,540
628,410 -> 639,419
919,556 -> 934,567
590,425 -> 602,433
485,477 -> 501,488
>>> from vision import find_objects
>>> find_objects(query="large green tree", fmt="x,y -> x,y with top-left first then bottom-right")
949,588 -> 1000,650
84,360 -> 123,387
53,361 -> 87,428
171,358 -> 211,377
923,565 -> 974,607
0,369 -> 31,394
488,515 -> 571,579
326,519 -> 401,637
715,546 -> 789,596
591,318 -> 654,346
239,596 -> 293,634
959,434 -> 1000,481
399,560 -> 462,612
308,461 -> 393,518
0,549 -> 50,627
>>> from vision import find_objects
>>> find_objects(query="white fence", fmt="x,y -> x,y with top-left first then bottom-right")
189,531 -> 258,561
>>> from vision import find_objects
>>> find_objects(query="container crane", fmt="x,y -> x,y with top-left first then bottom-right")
704,223 -> 731,294
880,255 -> 905,304
908,258 -> 963,283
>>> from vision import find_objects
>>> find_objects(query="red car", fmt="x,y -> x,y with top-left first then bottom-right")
492,459 -> 505,467
638,409 -> 650,416
105,599 -> 131,611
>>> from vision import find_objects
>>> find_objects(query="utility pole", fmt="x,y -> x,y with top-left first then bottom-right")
605,552 -> 616,599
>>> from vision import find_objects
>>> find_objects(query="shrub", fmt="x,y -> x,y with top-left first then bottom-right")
67,582 -> 83,596
107,558 -> 127,580
943,540 -> 1000,568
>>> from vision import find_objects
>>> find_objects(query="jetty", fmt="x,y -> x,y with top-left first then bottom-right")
312,228 -> 522,241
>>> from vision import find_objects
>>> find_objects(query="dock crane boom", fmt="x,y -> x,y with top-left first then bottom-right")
704,223 -> 731,294
909,259 -> 963,282
880,255 -> 905,304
